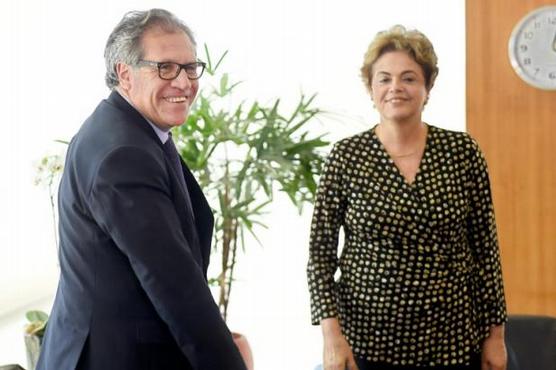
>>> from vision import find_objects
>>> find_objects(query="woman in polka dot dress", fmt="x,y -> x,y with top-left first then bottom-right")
307,25 -> 507,370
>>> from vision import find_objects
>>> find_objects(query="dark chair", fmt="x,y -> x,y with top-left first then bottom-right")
505,314 -> 556,370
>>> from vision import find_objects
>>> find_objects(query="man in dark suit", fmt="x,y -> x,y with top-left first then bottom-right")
36,9 -> 247,370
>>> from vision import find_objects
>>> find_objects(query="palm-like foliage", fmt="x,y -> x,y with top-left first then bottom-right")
173,46 -> 329,320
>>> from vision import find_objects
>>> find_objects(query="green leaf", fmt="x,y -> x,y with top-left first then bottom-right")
168,45 -> 330,319
213,49 -> 229,73
203,44 -> 213,74
26,310 -> 48,323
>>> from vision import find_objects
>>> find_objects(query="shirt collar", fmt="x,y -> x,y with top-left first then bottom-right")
116,89 -> 170,144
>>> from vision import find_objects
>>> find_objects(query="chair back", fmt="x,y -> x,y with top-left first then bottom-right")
505,315 -> 556,370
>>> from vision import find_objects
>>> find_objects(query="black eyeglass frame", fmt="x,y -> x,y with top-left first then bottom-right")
136,60 -> 207,80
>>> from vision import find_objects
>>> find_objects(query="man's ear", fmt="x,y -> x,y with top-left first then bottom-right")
116,62 -> 132,91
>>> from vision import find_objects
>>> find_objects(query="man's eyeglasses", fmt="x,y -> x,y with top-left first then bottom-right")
137,60 -> 207,80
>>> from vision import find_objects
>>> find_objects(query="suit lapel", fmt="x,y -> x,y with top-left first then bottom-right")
181,161 -> 214,273
106,91 -> 210,270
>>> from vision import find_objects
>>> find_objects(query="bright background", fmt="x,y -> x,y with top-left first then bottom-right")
0,0 -> 465,368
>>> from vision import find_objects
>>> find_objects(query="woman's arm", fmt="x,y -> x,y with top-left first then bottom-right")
307,143 -> 348,324
465,136 -> 507,326
464,136 -> 507,370
481,324 -> 506,370
321,318 -> 359,370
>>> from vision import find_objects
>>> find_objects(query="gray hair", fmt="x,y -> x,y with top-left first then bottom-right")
104,8 -> 196,89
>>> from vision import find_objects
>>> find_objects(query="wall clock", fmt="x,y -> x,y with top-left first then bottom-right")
508,5 -> 556,90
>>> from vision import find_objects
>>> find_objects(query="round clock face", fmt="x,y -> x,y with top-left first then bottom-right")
508,5 -> 556,90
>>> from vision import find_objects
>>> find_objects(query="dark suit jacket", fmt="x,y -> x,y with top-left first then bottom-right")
36,91 -> 247,370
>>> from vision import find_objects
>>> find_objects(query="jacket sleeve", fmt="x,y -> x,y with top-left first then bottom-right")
465,138 -> 507,334
88,145 -> 247,370
307,143 -> 347,325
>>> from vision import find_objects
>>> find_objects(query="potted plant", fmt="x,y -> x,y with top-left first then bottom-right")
33,153 -> 65,252
23,310 -> 49,370
173,46 -> 328,368
22,153 -> 64,370
24,46 -> 329,370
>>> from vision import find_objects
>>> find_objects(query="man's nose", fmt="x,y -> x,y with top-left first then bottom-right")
172,68 -> 193,89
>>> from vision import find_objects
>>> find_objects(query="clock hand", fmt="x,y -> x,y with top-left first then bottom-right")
553,31 -> 556,52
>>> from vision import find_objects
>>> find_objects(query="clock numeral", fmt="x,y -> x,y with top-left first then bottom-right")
510,7 -> 556,89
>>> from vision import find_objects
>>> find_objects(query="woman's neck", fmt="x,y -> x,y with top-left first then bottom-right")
376,119 -> 427,148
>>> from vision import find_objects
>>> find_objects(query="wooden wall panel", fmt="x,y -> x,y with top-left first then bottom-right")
467,0 -> 556,315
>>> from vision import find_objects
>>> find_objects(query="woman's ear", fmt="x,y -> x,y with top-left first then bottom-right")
369,86 -> 376,108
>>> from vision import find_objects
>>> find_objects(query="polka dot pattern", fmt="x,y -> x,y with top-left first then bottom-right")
307,125 -> 506,367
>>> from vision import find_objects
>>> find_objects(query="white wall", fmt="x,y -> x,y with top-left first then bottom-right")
0,0 -> 465,368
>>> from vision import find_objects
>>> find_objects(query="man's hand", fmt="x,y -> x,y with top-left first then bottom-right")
481,325 -> 507,370
321,318 -> 359,370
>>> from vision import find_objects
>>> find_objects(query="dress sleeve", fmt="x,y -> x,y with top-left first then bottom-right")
307,143 -> 347,325
465,138 -> 507,333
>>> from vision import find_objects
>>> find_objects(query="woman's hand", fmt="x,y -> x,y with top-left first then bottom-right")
481,324 -> 507,370
321,318 -> 359,370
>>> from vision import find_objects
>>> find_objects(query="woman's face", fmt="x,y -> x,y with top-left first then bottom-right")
370,50 -> 428,124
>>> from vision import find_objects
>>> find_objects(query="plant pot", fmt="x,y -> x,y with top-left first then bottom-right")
232,332 -> 254,370
23,334 -> 41,370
